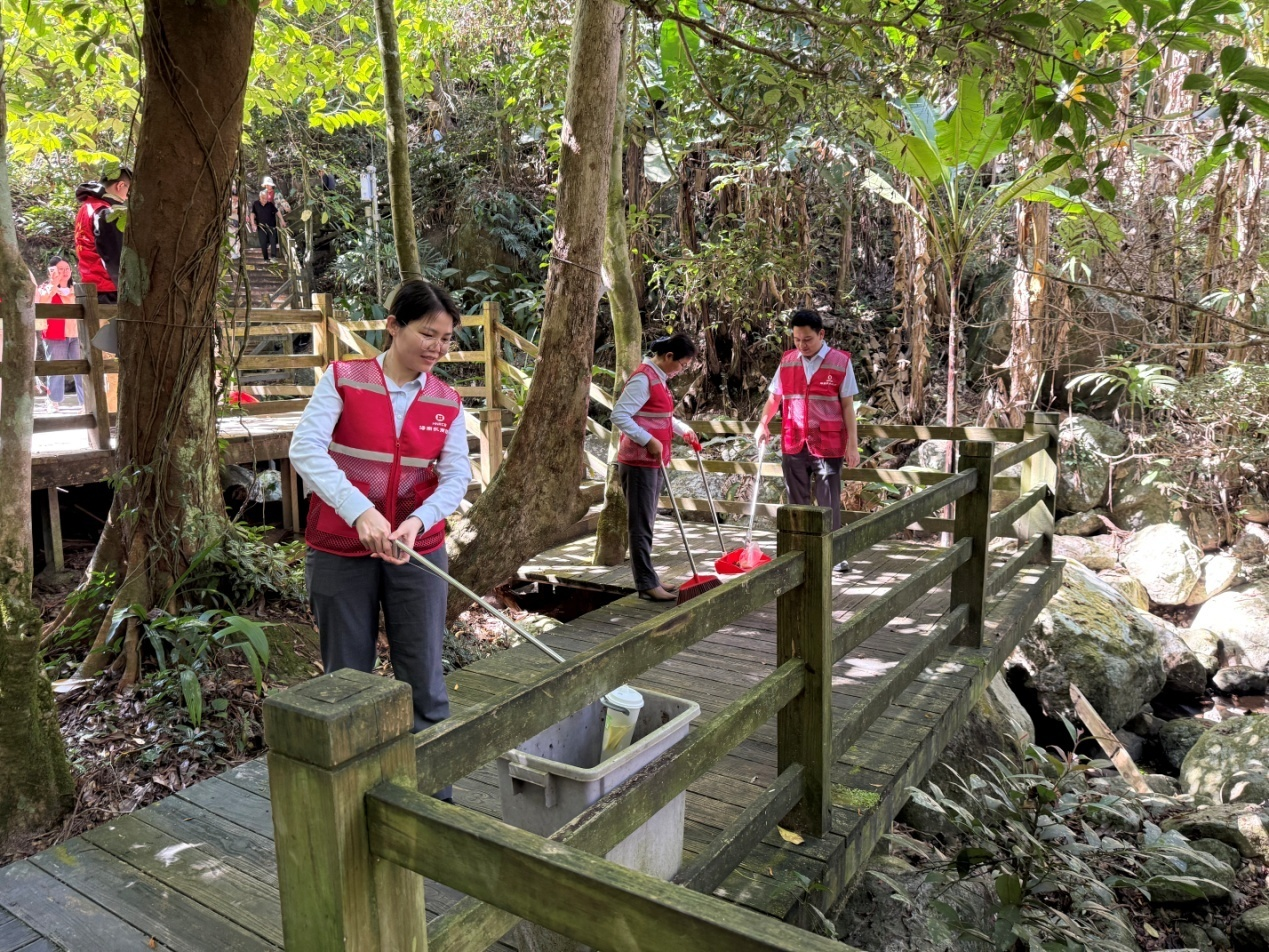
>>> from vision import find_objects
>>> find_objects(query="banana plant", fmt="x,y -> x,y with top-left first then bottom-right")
863,74 -> 1115,428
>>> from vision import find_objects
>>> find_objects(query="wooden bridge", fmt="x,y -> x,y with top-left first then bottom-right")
1,408 -> 1064,950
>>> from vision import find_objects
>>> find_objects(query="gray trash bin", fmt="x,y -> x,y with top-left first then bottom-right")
497,687 -> 700,951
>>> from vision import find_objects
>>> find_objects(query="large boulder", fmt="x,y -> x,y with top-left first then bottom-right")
1053,535 -> 1119,570
1213,666 -> 1269,696
1242,490 -> 1269,525
1008,561 -> 1166,731
1180,715 -> 1269,803
1159,625 -> 1209,696
1178,628 -> 1224,676
1231,905 -> 1269,952
1186,554 -> 1243,607
1056,510 -> 1108,536
1121,524 -> 1202,606
1100,571 -> 1151,612
1191,582 -> 1269,671
1057,415 -> 1127,513
1231,525 -> 1269,563
898,675 -> 1033,835
1187,507 -> 1227,552
1158,718 -> 1217,772
908,439 -> 951,471
1163,804 -> 1269,861
1112,459 -> 1182,531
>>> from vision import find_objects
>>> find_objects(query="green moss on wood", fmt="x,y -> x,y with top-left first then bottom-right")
832,784 -> 881,811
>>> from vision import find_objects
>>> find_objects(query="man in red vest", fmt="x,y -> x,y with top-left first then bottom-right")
74,166 -> 132,304
756,309 -> 859,573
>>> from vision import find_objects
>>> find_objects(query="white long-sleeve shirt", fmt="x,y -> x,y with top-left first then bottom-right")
611,359 -> 692,446
768,342 -> 859,397
289,354 -> 472,532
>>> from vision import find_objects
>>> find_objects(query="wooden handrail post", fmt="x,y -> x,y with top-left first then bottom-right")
775,505 -> 834,837
481,300 -> 501,409
479,407 -> 504,486
264,670 -> 426,951
951,440 -> 994,648
73,283 -> 112,450
314,292 -> 336,368
1021,411 -> 1059,562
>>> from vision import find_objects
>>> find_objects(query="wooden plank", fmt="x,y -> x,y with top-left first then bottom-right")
831,470 -> 975,564
368,784 -> 861,952
991,433 -> 1049,473
989,484 -> 1047,538
986,535 -> 1045,599
140,793 -> 279,886
951,441 -> 995,648
414,553 -> 804,791
681,420 -> 1026,443
0,908 -> 42,952
1070,684 -> 1151,793
176,776 -> 274,839
237,355 -> 324,370
73,286 -> 111,451
28,841 -> 275,951
81,813 -> 283,944
30,450 -> 115,492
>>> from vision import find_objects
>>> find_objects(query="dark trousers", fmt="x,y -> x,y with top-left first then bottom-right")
782,447 -> 844,531
258,225 -> 280,260
619,463 -> 665,592
305,546 -> 451,733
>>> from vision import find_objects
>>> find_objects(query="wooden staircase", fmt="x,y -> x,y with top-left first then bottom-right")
225,244 -> 298,310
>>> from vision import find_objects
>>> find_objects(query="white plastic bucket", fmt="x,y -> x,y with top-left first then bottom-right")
600,685 -> 644,760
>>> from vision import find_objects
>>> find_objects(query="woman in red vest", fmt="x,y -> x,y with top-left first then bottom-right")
612,334 -> 700,601
290,280 -> 470,798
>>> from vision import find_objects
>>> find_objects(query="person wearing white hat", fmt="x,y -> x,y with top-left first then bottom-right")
261,176 -> 291,214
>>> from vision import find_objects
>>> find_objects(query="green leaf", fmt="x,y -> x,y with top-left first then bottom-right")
859,168 -> 917,213
1233,65 -> 1269,91
995,872 -> 1023,905
1095,177 -> 1117,201
935,74 -> 985,168
180,669 -> 204,728
1220,45 -> 1248,76
879,134 -> 948,184
762,88 -> 781,106
1181,72 -> 1214,91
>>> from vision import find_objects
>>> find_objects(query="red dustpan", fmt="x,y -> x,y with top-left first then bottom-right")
716,438 -> 772,574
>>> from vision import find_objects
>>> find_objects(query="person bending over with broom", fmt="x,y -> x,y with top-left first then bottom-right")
289,280 -> 469,799
756,308 -> 859,574
612,334 -> 700,602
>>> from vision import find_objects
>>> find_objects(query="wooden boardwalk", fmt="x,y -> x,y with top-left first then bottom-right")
0,523 -> 1058,950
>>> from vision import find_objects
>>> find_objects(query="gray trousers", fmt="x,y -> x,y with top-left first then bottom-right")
305,547 -> 451,734
782,447 -> 844,531
619,463 -> 665,592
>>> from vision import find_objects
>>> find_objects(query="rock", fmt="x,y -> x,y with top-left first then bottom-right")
908,439 -> 951,472
1114,729 -> 1147,765
1178,628 -> 1225,676
1189,507 -> 1227,552
1163,803 -> 1269,859
1160,626 -> 1210,696
1181,715 -> 1269,803
1192,837 -> 1243,869
1057,415 -> 1126,513
1101,571 -> 1152,611
1232,905 -> 1269,951
1159,718 -> 1217,772
1140,849 -> 1235,902
1146,773 -> 1181,796
1188,555 -> 1244,607
1122,524 -> 1203,606
1112,459 -> 1182,531
1242,490 -> 1269,526
1125,710 -> 1160,737
1008,561 -> 1166,731
897,674 -> 1033,835
1213,667 -> 1269,696
1053,534 -> 1120,570
1192,582 -> 1269,671
1056,510 -> 1108,536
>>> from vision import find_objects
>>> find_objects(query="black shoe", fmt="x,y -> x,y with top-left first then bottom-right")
638,589 -> 676,602
833,560 -> 853,575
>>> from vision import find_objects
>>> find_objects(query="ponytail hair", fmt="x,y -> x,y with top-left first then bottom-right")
648,333 -> 698,361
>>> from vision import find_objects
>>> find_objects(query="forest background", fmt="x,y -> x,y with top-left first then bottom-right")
3,0 -> 1269,885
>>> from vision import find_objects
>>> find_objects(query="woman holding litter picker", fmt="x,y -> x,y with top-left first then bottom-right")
611,334 -> 700,602
289,280 -> 469,798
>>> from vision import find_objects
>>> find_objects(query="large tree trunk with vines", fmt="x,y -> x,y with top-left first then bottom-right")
0,37 -> 74,842
447,0 -> 626,616
593,15 -> 641,566
1007,192 -> 1050,414
894,185 -> 931,424
73,0 -> 257,686
373,0 -> 422,281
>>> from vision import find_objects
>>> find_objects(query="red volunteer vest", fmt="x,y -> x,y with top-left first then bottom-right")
305,360 -> 461,556
616,363 -> 674,468
74,196 -> 117,294
779,347 -> 852,459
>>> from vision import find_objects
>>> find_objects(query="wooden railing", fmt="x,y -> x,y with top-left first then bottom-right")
262,420 -> 1062,952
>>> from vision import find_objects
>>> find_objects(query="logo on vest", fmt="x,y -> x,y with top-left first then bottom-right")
435,412 -> 446,422
825,374 -> 836,385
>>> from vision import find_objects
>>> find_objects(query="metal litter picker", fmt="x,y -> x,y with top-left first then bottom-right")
715,437 -> 773,574
658,460 -> 722,604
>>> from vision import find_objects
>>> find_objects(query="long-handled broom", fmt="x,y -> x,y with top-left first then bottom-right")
690,440 -> 727,555
658,459 -> 722,604
715,437 -> 772,574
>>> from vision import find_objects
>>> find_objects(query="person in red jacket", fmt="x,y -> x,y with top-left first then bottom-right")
34,255 -> 82,410
74,167 -> 131,303
757,309 -> 859,574
289,280 -> 470,800
612,333 -> 700,601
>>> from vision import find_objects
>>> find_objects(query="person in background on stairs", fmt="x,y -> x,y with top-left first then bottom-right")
249,185 -> 285,262
74,165 -> 131,304
756,308 -> 860,575
612,333 -> 701,603
289,280 -> 470,801
35,255 -> 83,411
261,175 -> 291,214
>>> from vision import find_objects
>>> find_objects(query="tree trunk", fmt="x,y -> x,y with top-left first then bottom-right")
446,0 -> 627,616
73,0 -> 257,685
372,0 -> 422,281
593,15 -> 641,567
0,35 -> 73,843
894,185 -> 930,424
1007,194 -> 1050,413
1187,162 -> 1229,378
